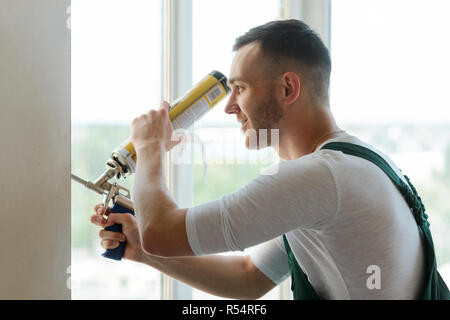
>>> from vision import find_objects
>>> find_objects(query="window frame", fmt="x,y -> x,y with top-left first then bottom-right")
162,0 -> 194,299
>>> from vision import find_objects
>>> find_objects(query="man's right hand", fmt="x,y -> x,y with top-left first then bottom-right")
90,203 -> 145,262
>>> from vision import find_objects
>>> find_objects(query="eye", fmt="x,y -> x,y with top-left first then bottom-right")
236,85 -> 244,93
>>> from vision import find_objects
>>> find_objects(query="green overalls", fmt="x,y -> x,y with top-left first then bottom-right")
282,142 -> 450,300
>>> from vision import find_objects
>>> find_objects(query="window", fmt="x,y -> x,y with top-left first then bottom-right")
71,0 -> 288,300
331,0 -> 450,283
71,0 -> 163,299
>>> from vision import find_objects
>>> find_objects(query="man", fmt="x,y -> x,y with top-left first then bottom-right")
91,19 -> 425,299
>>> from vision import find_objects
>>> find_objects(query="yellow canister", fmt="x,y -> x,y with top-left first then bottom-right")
108,70 -> 230,177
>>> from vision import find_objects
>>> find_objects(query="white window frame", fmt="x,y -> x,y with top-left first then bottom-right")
162,0 -> 194,300
282,0 -> 331,48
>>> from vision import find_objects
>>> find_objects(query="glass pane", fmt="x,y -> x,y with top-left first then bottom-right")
71,0 -> 162,299
331,0 -> 450,284
191,0 -> 283,300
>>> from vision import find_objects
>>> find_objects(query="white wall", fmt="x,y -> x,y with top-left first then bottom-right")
0,0 -> 70,299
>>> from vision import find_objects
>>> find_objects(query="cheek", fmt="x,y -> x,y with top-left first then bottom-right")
239,95 -> 254,120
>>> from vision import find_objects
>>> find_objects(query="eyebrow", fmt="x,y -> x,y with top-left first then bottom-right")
227,77 -> 246,87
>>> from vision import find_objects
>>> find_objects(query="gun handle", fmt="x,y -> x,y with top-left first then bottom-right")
102,203 -> 135,261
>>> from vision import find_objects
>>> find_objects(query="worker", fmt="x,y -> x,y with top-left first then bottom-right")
90,19 -> 448,299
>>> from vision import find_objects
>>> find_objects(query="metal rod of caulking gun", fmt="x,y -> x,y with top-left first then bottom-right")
71,173 -> 106,195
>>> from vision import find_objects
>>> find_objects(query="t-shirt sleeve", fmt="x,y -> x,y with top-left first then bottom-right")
185,153 -> 338,256
248,237 -> 291,285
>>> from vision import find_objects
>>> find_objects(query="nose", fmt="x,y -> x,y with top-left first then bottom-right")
224,91 -> 240,115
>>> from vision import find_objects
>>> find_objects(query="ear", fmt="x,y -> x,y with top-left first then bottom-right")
281,72 -> 301,105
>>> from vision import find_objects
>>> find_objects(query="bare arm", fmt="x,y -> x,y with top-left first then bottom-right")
130,105 -> 194,257
133,141 -> 193,257
92,210 -> 276,300
141,253 -> 277,300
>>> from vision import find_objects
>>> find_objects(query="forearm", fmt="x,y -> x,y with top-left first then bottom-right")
139,253 -> 268,300
133,142 -> 175,237
133,142 -> 192,256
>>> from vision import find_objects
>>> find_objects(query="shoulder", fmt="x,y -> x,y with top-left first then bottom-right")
244,153 -> 338,201
316,134 -> 407,183
258,152 -> 336,184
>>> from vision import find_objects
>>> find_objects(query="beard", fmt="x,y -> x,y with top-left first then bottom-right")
244,91 -> 283,150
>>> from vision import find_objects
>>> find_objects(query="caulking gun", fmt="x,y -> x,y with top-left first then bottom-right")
72,71 -> 230,260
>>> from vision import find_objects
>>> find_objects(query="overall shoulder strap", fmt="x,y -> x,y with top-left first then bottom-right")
282,234 -> 320,300
321,141 -> 450,300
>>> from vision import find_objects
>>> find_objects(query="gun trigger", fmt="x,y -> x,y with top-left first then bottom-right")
103,188 -> 115,218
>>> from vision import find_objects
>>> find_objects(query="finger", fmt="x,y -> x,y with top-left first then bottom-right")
101,239 -> 119,250
160,101 -> 170,112
90,214 -> 107,227
94,203 -> 105,215
159,102 -> 170,119
94,204 -> 110,219
102,212 -> 135,228
99,229 -> 126,242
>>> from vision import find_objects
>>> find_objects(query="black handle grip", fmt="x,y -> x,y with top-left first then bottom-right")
102,203 -> 135,261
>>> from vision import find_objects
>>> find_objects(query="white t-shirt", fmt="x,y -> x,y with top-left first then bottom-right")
185,133 -> 425,299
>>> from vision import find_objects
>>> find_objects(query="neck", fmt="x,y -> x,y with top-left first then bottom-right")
276,105 -> 344,160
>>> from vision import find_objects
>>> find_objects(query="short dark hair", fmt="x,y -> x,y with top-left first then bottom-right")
233,19 -> 331,105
